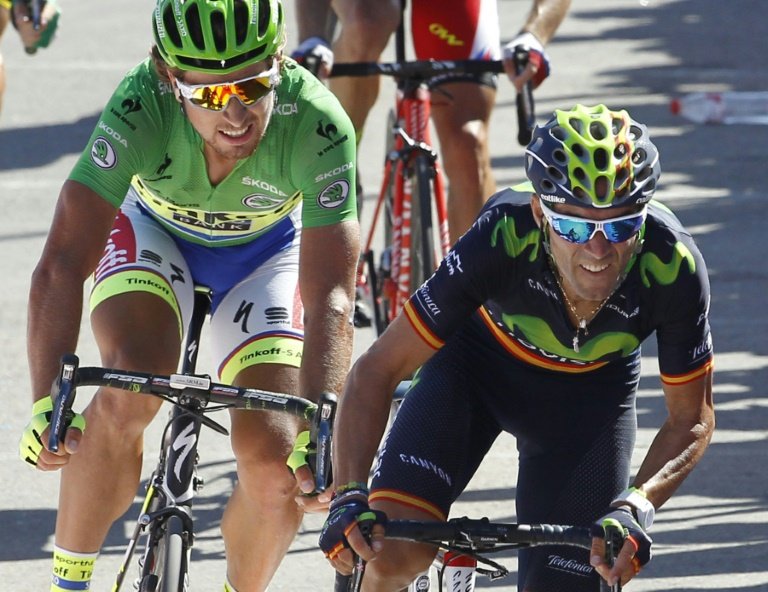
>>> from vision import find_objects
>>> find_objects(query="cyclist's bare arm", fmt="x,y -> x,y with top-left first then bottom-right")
635,371 -> 715,506
294,221 -> 358,503
521,0 -> 571,45
298,222 -> 359,401
27,181 -> 118,467
591,369 -> 715,585
332,312 -> 436,559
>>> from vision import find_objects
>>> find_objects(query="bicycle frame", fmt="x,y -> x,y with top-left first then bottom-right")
330,54 -> 505,335
364,78 -> 450,332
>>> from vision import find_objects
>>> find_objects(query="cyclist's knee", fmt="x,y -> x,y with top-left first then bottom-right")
364,540 -> 435,589
235,456 -> 298,502
86,388 -> 161,438
230,424 -> 299,497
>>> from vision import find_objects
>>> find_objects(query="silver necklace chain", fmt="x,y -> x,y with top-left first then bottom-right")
552,269 -> 612,353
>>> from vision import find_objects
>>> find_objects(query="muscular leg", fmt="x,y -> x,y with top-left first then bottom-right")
221,363 -> 303,591
329,0 -> 401,135
430,81 -> 497,243
54,292 -> 181,552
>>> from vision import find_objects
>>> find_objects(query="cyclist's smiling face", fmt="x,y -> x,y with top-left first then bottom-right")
532,195 -> 641,305
170,59 -> 277,162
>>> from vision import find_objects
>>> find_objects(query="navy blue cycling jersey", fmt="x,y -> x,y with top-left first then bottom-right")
404,188 -> 714,384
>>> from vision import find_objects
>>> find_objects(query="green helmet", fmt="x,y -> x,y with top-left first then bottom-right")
153,0 -> 284,75
526,104 -> 661,209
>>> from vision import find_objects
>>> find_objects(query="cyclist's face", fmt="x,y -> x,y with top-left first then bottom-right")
532,195 -> 640,303
170,59 -> 276,162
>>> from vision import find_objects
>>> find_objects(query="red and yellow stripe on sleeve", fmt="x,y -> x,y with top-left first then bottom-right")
403,300 -> 444,350
661,358 -> 714,386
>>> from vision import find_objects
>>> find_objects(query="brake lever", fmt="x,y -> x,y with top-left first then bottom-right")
513,47 -> 536,146
308,392 -> 337,493
48,354 -> 80,453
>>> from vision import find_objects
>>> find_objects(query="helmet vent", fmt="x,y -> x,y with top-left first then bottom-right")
615,167 -> 630,188
595,176 -> 609,200
629,124 -> 643,141
234,1 -> 249,45
569,118 -> 583,134
541,179 -> 556,192
589,121 -> 607,140
256,0 -> 271,37
163,6 -> 182,48
552,148 -> 567,165
210,10 -> 227,53
571,143 -> 585,159
573,186 -> 588,201
546,166 -> 566,183
185,4 -> 206,51
573,167 -> 586,182
551,125 -> 567,141
636,166 -> 652,182
614,142 -> 627,160
594,147 -> 608,170
632,148 -> 647,165
611,117 -> 624,134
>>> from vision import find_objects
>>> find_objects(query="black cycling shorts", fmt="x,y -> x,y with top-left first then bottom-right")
370,317 -> 640,591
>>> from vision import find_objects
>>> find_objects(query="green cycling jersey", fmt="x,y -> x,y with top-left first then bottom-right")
69,57 -> 357,247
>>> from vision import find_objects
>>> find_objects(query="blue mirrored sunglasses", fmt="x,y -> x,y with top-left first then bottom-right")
540,201 -> 647,244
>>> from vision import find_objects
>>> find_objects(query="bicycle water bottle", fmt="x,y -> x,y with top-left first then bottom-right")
441,551 -> 476,592
670,91 -> 768,124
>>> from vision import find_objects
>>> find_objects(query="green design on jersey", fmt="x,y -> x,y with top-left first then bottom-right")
639,241 -> 695,288
69,58 -> 357,247
501,314 -> 640,361
490,217 -> 540,261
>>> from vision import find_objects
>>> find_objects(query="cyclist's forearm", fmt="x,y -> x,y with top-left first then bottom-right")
332,355 -> 398,486
27,269 -> 85,401
521,0 -> 571,45
294,0 -> 335,43
298,222 -> 359,400
26,181 -> 118,403
632,414 -> 714,509
299,288 -> 355,400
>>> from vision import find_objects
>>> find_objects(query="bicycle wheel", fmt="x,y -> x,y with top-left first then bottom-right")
158,515 -> 187,592
408,152 -> 438,292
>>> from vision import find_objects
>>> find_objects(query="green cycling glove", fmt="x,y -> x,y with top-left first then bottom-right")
19,395 -> 86,467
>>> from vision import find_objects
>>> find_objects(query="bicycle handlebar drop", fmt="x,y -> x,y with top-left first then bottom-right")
47,354 -> 336,493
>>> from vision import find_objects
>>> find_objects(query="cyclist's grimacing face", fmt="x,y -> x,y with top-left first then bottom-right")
171,59 -> 277,161
532,195 -> 641,303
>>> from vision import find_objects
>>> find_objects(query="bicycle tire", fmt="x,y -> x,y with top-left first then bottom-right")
409,152 -> 438,293
159,515 -> 187,592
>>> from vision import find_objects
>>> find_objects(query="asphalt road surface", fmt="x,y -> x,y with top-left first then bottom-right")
0,0 -> 766,590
